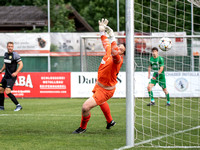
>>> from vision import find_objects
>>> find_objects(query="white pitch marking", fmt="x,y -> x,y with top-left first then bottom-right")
116,125 -> 200,150
135,125 -> 200,146
0,114 -> 81,117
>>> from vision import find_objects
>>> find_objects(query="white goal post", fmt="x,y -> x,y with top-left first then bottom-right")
80,0 -> 200,147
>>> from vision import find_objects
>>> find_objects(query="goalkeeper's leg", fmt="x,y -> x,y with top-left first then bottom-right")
100,102 -> 113,123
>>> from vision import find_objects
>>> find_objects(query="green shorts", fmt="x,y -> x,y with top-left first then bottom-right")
149,73 -> 166,89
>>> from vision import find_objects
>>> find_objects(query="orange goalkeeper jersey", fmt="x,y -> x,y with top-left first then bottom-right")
97,35 -> 123,87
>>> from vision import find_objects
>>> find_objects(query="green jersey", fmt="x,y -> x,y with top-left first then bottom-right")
149,56 -> 166,88
149,56 -> 164,75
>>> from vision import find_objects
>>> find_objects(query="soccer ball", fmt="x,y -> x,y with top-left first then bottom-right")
159,37 -> 172,51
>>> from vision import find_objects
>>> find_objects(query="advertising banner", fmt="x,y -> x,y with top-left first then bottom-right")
192,36 -> 200,56
0,33 -> 50,56
137,72 -> 200,98
71,72 -> 126,98
50,33 -> 103,53
71,72 -> 200,98
0,72 -> 198,98
0,72 -> 71,98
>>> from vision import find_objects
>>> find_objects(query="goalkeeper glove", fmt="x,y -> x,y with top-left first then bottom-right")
99,18 -> 109,32
105,26 -> 115,42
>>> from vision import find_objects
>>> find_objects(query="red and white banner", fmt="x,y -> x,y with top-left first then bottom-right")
0,72 -> 71,98
0,72 -> 199,98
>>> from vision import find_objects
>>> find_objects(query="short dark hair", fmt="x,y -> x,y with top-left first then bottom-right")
152,47 -> 158,52
7,42 -> 14,46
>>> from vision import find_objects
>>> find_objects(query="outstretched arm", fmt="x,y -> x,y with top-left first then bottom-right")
99,18 -> 111,55
101,35 -> 111,55
106,26 -> 121,63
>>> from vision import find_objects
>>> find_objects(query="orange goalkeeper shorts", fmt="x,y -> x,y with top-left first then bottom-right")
92,84 -> 116,105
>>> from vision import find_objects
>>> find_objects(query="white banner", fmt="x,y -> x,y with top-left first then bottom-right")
136,72 -> 200,98
0,33 -> 50,56
152,32 -> 187,56
50,33 -> 103,52
71,72 -> 200,98
192,36 -> 200,56
71,72 -> 125,98
51,32 -> 188,56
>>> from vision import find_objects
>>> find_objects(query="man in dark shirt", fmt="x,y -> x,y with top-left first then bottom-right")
0,42 -> 23,111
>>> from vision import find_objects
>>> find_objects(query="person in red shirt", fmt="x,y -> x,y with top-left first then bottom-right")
73,19 -> 126,134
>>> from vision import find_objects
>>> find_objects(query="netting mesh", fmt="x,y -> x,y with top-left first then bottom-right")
133,0 -> 200,148
81,0 -> 200,148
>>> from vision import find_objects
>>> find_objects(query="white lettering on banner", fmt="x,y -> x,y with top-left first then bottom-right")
40,85 -> 66,89
42,81 -> 64,84
15,74 -> 33,88
12,90 -> 31,93
41,76 -> 65,80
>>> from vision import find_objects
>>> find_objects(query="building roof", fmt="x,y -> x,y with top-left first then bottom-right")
0,5 -> 94,32
0,6 -> 47,27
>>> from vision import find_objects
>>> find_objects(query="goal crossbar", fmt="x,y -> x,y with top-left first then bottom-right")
80,35 -> 200,39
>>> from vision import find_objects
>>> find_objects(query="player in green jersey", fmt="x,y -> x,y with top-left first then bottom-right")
147,47 -> 170,106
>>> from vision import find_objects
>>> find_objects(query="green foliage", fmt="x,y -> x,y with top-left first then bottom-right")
134,0 -> 200,34
68,0 -> 126,32
1,0 -> 200,33
34,0 -> 75,32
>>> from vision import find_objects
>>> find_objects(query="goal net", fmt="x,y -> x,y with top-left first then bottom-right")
80,0 -> 200,148
133,0 -> 200,148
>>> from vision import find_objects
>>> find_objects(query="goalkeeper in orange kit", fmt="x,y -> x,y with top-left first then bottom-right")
73,19 -> 126,134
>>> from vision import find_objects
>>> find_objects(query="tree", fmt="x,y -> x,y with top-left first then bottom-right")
33,0 -> 75,32
67,0 -> 126,32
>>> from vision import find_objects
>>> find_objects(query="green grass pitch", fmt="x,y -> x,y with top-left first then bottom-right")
0,98 -> 199,150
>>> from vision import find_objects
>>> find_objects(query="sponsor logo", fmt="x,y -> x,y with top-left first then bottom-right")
9,56 -> 12,59
78,75 -> 122,84
79,75 -> 97,84
174,78 -> 188,92
38,38 -> 46,48
4,59 -> 11,63
15,74 -> 33,88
